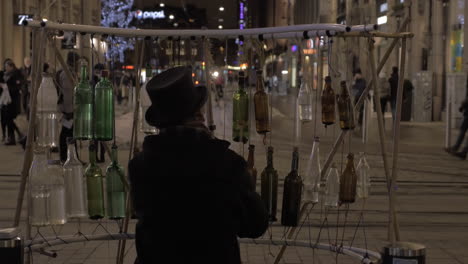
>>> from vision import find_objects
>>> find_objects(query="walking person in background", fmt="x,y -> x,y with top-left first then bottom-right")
129,67 -> 268,264
3,60 -> 24,145
448,97 -> 468,160
57,52 -> 80,162
0,71 -> 11,142
389,66 -> 399,120
377,71 -> 391,126
352,69 -> 366,127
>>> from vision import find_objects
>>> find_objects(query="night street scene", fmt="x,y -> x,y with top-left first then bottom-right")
0,0 -> 467,263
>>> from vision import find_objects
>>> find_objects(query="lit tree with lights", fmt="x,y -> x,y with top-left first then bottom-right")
101,0 -> 135,62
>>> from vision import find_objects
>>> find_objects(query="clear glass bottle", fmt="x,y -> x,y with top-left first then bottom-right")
232,71 -> 249,143
63,138 -> 87,218
321,76 -> 336,126
73,63 -> 93,140
337,81 -> 356,130
139,66 -> 158,135
324,163 -> 340,208
47,160 -> 67,225
36,73 -> 59,148
281,147 -> 303,227
298,78 -> 312,122
106,145 -> 126,219
94,70 -> 114,141
29,149 -> 50,227
356,152 -> 371,199
254,70 -> 271,134
85,144 -> 105,219
303,136 -> 321,204
339,153 -> 357,204
261,146 -> 278,221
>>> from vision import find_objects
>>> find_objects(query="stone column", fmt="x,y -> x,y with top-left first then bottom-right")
431,0 -> 445,121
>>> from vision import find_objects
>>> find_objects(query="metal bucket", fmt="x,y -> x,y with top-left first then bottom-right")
0,228 -> 23,264
381,242 -> 425,264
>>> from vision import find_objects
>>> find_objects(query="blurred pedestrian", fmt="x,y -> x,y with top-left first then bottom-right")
377,71 -> 391,116
0,71 -> 11,142
389,66 -> 399,120
3,60 -> 24,145
352,69 -> 366,126
129,67 -> 268,264
448,97 -> 468,160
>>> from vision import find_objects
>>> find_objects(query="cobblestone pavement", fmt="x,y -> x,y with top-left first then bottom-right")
1,90 -> 468,263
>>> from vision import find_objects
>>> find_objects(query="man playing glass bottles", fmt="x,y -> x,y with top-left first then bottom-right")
129,66 -> 268,264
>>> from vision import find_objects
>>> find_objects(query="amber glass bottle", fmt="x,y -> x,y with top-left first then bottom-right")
337,81 -> 356,130
321,76 -> 336,126
254,70 -> 271,134
339,153 -> 358,204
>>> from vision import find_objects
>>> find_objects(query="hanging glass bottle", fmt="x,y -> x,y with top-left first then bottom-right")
106,145 -> 126,219
321,76 -> 336,126
339,153 -> 358,204
94,70 -> 114,141
47,160 -> 67,225
85,144 -> 105,219
36,72 -> 59,148
303,136 -> 321,204
337,81 -> 356,130
140,66 -> 158,134
281,147 -> 302,227
298,77 -> 312,122
254,70 -> 271,134
232,71 -> 249,143
63,138 -> 87,218
324,163 -> 340,208
356,152 -> 371,199
261,146 -> 278,222
73,62 -> 93,140
246,144 -> 257,190
29,149 -> 50,227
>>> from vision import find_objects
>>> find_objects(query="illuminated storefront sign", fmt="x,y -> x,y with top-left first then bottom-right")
14,14 -> 33,25
135,10 -> 166,20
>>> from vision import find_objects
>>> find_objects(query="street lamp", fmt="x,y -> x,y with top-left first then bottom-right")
218,25 -> 223,29
160,2 -> 165,7
169,14 -> 174,20
219,6 -> 225,11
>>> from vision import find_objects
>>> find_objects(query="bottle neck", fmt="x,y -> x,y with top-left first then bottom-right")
67,143 -> 78,161
247,148 -> 255,166
267,150 -> 273,167
80,66 -> 88,82
291,150 -> 299,172
111,147 -> 119,163
256,75 -> 264,92
238,78 -> 246,91
89,147 -> 96,164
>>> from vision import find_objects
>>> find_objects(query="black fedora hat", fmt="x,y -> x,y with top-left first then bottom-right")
145,66 -> 207,128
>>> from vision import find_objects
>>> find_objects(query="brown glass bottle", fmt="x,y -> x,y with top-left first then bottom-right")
247,145 -> 257,190
339,153 -> 357,204
337,81 -> 356,130
321,76 -> 336,126
254,70 -> 271,134
281,147 -> 303,227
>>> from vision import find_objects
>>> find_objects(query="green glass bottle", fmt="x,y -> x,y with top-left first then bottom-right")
85,144 -> 105,219
261,146 -> 279,222
73,63 -> 93,140
94,70 -> 114,141
232,71 -> 249,143
106,145 -> 126,219
281,147 -> 303,227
